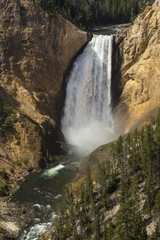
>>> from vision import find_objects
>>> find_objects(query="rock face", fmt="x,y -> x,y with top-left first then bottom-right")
114,0 -> 160,133
0,196 -> 34,239
0,0 -> 90,125
0,0 -> 90,171
0,0 -> 90,237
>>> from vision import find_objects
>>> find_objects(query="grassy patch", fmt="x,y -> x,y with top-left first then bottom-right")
0,99 -> 17,136
0,180 -> 9,196
0,98 -> 40,137
14,160 -> 22,167
0,227 -> 6,234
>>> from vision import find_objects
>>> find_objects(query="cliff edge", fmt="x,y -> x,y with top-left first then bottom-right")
0,0 -> 90,125
114,0 -> 160,133
0,0 -> 90,237
0,0 -> 90,195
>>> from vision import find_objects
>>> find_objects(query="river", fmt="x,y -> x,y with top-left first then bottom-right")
13,29 -> 119,239
13,159 -> 77,240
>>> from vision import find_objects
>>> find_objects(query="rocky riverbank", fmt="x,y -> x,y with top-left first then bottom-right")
0,0 -> 90,238
0,197 -> 35,239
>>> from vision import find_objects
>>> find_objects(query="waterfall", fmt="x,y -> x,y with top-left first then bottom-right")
61,34 -> 117,155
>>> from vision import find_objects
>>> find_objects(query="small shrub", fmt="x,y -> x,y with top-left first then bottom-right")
0,170 -> 9,181
23,159 -> 29,165
10,168 -> 15,174
0,227 -> 6,234
15,160 -> 22,167
0,99 -> 17,136
0,185 -> 9,196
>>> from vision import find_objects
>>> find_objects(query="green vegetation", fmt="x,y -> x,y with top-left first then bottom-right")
150,223 -> 160,240
37,0 -> 154,30
14,160 -> 22,167
0,98 -> 39,136
0,227 -> 6,234
52,110 -> 160,239
0,179 -> 9,197
0,99 -> 17,136
10,168 -> 15,174
14,158 -> 29,166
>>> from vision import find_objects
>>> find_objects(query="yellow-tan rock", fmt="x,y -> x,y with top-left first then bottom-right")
115,0 -> 160,133
0,0 -> 90,125
0,0 -> 90,195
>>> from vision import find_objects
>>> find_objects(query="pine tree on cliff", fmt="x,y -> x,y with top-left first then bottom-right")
154,109 -> 160,183
95,161 -> 110,208
140,125 -> 155,219
115,135 -> 123,167
115,172 -> 147,240
150,223 -> 160,240
84,166 -> 93,207
153,190 -> 160,216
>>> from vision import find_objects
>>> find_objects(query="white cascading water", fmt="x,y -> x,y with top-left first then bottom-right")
61,34 -> 117,155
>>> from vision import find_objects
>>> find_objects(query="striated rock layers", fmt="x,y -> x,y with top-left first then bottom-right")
114,0 -> 160,133
0,0 -> 90,237
0,0 -> 90,193
0,0 -> 90,124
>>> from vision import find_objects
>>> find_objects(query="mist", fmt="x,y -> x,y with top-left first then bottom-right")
61,35 -> 116,156
62,120 -> 117,156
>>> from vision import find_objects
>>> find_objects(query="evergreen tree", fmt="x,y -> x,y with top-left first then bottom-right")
150,223 -> 160,240
153,190 -> 160,215
140,125 -> 155,218
37,0 -> 154,30
84,166 -> 93,207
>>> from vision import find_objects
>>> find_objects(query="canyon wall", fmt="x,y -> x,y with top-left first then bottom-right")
0,0 -> 90,195
73,5 -> 160,237
0,0 -> 90,124
114,0 -> 160,133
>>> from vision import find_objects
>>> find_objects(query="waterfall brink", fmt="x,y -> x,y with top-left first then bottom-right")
61,35 -> 117,155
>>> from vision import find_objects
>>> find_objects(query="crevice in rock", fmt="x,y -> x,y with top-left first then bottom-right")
111,36 -> 123,110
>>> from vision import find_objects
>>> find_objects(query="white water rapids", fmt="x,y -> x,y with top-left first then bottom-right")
62,34 -> 117,155
19,164 -> 65,240
19,34 -> 118,240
